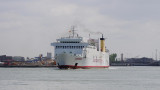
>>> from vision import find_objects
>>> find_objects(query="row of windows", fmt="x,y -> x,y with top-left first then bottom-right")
55,46 -> 85,49
60,42 -> 80,43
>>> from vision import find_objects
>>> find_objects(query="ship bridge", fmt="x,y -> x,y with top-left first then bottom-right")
51,35 -> 89,55
51,36 -> 89,49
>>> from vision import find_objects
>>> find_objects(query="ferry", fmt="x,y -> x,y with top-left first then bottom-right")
51,27 -> 109,69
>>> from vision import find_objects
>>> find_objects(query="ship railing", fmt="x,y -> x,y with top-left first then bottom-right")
61,37 -> 82,39
87,46 -> 97,49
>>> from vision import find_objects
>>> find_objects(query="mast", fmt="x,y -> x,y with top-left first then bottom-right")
71,26 -> 76,37
72,26 -> 75,37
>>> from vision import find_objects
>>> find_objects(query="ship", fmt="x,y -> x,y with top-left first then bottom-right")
51,27 -> 109,69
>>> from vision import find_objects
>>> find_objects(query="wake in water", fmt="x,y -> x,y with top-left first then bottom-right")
108,66 -> 122,70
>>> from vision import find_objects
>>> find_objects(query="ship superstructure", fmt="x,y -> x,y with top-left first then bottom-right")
51,28 -> 109,69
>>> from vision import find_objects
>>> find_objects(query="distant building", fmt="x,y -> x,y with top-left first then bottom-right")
47,52 -> 52,59
0,55 -> 12,62
12,56 -> 25,61
121,53 -> 123,62
0,55 -> 25,62
126,57 -> 154,64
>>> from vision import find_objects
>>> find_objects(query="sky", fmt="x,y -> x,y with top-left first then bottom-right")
0,0 -> 160,59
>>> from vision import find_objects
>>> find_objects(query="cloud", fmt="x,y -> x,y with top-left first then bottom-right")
0,0 -> 160,59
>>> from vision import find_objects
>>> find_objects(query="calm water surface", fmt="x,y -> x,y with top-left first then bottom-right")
0,66 -> 160,90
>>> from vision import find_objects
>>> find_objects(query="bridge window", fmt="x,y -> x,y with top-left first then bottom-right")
56,46 -> 85,49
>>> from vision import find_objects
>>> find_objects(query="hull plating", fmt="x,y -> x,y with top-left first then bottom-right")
56,51 -> 109,69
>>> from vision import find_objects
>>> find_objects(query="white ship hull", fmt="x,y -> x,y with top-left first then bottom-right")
56,48 -> 109,69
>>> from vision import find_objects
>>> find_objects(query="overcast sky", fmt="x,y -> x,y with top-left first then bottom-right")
0,0 -> 160,59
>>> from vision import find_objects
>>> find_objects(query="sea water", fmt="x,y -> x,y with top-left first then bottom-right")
0,66 -> 160,90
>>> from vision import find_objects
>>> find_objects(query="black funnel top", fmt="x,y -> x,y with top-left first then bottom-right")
100,34 -> 105,40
